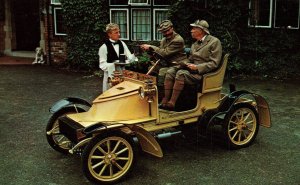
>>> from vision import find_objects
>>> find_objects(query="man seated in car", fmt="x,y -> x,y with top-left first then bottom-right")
160,19 -> 222,110
140,20 -> 188,88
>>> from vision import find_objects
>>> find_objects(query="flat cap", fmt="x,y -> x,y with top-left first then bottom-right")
158,20 -> 173,32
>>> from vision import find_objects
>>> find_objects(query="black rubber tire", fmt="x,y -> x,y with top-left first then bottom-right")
82,131 -> 135,184
223,103 -> 259,150
46,107 -> 85,154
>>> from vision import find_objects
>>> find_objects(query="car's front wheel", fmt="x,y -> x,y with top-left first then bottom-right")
223,103 -> 259,149
46,107 -> 84,154
82,132 -> 135,184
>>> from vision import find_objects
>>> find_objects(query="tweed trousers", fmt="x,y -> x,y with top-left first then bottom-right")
165,66 -> 202,85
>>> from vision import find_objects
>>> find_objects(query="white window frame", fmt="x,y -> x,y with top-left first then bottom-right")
110,9 -> 129,40
274,0 -> 300,29
153,9 -> 168,40
131,8 -> 151,41
53,7 -> 66,36
248,0 -> 273,28
51,0 -> 61,5
128,0 -> 150,6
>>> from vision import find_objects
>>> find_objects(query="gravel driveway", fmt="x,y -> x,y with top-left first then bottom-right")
0,65 -> 299,185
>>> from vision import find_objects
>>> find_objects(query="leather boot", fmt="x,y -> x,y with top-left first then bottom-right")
159,79 -> 174,108
165,80 -> 185,110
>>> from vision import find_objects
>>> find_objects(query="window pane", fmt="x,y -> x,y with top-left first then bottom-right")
154,10 -> 168,40
111,10 -> 128,39
51,0 -> 61,4
249,0 -> 272,27
129,0 -> 149,5
110,0 -> 127,5
275,0 -> 299,28
132,9 -> 151,41
154,0 -> 172,5
130,0 -> 148,3
54,8 -> 66,35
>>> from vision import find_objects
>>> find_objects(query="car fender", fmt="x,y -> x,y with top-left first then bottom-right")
83,124 -> 163,158
208,90 -> 271,128
129,125 -> 163,158
49,97 -> 91,114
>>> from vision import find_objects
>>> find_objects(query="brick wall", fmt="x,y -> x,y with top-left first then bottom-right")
43,5 -> 67,65
0,21 -> 4,55
51,41 -> 67,63
0,0 -> 4,54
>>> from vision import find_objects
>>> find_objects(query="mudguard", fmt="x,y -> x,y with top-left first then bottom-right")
207,90 -> 271,128
49,97 -> 91,114
73,123 -> 163,158
84,124 -> 164,158
129,125 -> 163,158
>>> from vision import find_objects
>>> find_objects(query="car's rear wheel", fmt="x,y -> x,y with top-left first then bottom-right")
46,107 -> 84,154
223,103 -> 259,149
82,132 -> 135,184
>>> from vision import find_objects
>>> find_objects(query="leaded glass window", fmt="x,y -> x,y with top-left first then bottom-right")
249,0 -> 273,28
111,9 -> 129,39
54,8 -> 66,35
132,9 -> 151,41
274,0 -> 299,28
154,9 -> 168,40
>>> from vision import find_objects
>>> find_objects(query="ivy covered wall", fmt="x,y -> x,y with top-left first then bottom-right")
168,0 -> 300,79
60,0 -> 109,69
58,0 -> 300,79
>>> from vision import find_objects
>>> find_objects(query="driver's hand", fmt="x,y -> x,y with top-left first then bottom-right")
187,63 -> 197,71
140,44 -> 151,51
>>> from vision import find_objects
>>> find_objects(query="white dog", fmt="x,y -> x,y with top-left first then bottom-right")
32,47 -> 45,64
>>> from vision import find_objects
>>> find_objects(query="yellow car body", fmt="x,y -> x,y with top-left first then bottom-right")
46,54 -> 271,184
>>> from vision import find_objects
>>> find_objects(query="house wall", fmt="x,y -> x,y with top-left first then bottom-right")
42,0 -> 300,70
0,21 -> 4,54
43,6 -> 67,65
0,0 -> 4,54
0,0 -> 41,58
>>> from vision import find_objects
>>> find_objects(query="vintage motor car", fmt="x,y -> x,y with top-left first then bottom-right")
46,53 -> 271,184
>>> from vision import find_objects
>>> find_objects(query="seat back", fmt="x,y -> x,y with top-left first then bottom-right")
201,53 -> 229,93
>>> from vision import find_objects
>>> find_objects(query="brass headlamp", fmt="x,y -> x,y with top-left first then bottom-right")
139,79 -> 156,103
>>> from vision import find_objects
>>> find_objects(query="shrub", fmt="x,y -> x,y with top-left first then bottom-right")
60,0 -> 109,70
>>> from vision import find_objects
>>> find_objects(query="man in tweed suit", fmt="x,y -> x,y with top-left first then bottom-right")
160,19 -> 222,110
140,20 -> 188,86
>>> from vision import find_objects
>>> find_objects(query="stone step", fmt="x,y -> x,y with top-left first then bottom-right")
9,51 -> 35,58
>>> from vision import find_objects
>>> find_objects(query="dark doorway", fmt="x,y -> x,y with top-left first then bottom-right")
13,0 -> 40,51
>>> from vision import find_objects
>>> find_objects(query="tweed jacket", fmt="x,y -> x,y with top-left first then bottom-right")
150,32 -> 188,64
189,35 -> 222,74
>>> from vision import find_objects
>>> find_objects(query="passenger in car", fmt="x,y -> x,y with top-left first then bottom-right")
140,20 -> 188,87
160,19 -> 222,111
